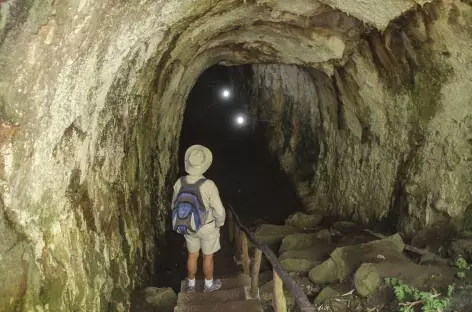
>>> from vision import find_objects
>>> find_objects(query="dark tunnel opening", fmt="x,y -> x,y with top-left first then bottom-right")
153,65 -> 303,292
179,65 -> 302,224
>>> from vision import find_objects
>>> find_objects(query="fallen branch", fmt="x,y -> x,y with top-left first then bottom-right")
342,289 -> 355,296
362,229 -> 449,264
399,293 -> 441,309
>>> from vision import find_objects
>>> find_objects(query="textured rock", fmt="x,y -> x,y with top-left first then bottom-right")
448,239 -> 472,262
254,224 -> 301,246
0,206 -> 34,312
248,1 -> 472,238
131,287 -> 177,312
313,286 -> 339,305
308,259 -> 338,285
338,233 -> 377,246
279,230 -> 331,254
354,263 -> 381,297
331,221 -> 362,235
411,224 -> 456,252
0,0 -> 470,310
280,258 -> 320,274
284,211 -> 323,230
361,260 -> 456,291
309,234 -> 406,284
279,245 -> 335,262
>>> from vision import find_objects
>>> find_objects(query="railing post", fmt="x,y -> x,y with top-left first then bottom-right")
235,227 -> 241,260
241,232 -> 250,275
228,210 -> 234,243
227,204 -> 315,312
273,270 -> 287,312
251,248 -> 263,298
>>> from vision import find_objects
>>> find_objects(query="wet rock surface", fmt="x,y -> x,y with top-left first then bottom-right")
254,224 -> 301,247
354,263 -> 381,297
279,231 -> 331,254
130,287 -> 177,312
0,0 -> 471,310
284,212 -> 322,230
448,239 -> 472,263
309,234 -> 407,284
254,218 -> 470,312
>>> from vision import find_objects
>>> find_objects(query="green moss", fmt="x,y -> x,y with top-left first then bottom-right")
39,267 -> 67,310
410,56 -> 454,125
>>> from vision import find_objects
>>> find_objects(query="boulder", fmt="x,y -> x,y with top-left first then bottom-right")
285,212 -> 323,230
313,286 -> 340,305
280,258 -> 320,274
331,221 -> 361,235
308,259 -> 338,284
279,230 -> 332,254
130,287 -> 177,312
448,239 -> 472,262
279,245 -> 335,262
356,260 -> 456,291
338,233 -> 377,246
354,263 -> 381,297
254,224 -> 300,246
411,225 -> 455,253
253,224 -> 302,270
315,229 -> 332,241
309,233 -> 406,284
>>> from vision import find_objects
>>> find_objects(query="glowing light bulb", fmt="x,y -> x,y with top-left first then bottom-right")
236,115 -> 245,125
222,89 -> 230,98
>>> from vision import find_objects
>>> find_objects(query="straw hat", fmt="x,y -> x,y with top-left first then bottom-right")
184,145 -> 213,176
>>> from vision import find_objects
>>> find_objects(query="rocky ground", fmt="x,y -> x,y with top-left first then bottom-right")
252,212 -> 472,312
128,210 -> 472,312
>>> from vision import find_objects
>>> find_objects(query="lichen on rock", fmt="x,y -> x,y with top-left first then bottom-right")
0,0 -> 471,311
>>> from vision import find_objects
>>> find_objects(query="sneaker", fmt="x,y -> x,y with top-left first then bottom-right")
203,279 -> 222,292
186,285 -> 195,293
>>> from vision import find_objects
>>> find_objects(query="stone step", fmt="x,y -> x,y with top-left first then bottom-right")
179,275 -> 251,293
174,299 -> 262,312
177,287 -> 246,305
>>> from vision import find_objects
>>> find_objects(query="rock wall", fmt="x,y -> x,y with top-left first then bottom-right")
0,0 -> 463,311
248,1 -> 472,237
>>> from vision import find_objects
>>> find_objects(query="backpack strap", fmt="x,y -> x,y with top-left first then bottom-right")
177,177 -> 207,208
180,177 -> 206,189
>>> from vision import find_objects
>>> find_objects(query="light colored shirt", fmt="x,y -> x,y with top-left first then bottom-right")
172,175 -> 226,227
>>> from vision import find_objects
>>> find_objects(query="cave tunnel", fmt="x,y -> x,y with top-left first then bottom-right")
179,64 -> 300,225
154,64 -> 302,293
1,1 -> 472,311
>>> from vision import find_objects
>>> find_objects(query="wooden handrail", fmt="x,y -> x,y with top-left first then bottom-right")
227,205 -> 316,312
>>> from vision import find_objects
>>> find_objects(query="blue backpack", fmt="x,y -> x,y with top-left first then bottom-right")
172,178 -> 208,235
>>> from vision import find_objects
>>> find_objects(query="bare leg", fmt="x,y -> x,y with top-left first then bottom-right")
202,253 -> 214,281
187,251 -> 199,280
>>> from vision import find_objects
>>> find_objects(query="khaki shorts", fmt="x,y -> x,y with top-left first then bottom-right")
185,222 -> 221,255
